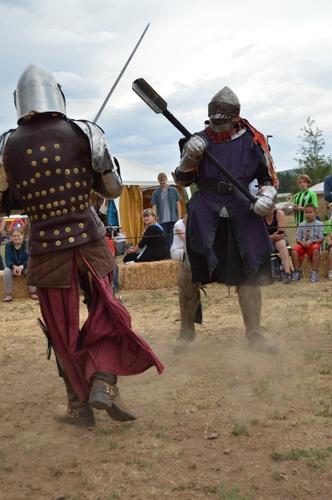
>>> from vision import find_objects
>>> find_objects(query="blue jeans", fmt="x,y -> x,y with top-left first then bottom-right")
161,221 -> 175,249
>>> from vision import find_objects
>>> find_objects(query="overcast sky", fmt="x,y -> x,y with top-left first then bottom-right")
0,0 -> 331,177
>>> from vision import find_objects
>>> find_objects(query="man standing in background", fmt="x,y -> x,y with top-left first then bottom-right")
152,172 -> 181,248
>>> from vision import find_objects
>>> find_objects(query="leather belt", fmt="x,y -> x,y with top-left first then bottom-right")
197,181 -> 234,194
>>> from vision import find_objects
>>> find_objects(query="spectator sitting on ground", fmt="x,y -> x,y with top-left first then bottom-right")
264,207 -> 292,284
291,204 -> 324,283
123,208 -> 169,263
151,172 -> 181,248
2,228 -> 38,302
292,174 -> 318,226
170,215 -> 186,261
323,203 -> 332,280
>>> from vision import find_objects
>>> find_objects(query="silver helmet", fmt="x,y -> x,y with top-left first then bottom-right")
208,86 -> 240,132
14,64 -> 66,123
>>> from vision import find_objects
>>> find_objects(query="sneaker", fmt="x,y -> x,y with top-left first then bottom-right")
328,270 -> 332,280
292,270 -> 302,282
310,271 -> 319,283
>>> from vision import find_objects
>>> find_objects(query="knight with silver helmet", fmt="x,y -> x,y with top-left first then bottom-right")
174,85 -> 279,353
0,64 -> 163,427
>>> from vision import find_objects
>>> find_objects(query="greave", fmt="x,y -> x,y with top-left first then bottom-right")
236,285 -> 262,339
178,255 -> 201,342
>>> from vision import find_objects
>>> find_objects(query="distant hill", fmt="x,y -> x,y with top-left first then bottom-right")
277,169 -> 298,193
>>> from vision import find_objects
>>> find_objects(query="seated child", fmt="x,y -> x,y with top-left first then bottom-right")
323,205 -> 332,280
291,204 -> 324,283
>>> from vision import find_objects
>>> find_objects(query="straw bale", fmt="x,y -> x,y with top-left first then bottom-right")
301,250 -> 329,278
0,271 -> 30,299
119,259 -> 180,290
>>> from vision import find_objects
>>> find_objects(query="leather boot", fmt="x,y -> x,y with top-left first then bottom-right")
54,374 -> 95,427
176,256 -> 202,352
237,285 -> 278,354
89,372 -> 137,422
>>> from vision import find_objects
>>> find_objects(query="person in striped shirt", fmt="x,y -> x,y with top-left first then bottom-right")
292,174 -> 318,225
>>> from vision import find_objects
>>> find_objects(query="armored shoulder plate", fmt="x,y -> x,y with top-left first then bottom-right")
72,120 -> 122,198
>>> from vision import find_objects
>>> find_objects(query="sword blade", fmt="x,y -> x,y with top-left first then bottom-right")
93,22 -> 150,123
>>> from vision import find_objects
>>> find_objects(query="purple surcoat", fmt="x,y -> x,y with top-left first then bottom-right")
186,129 -> 273,283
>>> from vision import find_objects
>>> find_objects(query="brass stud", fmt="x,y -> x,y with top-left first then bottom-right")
81,233 -> 87,238
73,168 -> 79,174
71,207 -> 76,212
42,242 -> 48,248
55,168 -> 61,174
78,223 -> 84,229
46,203 -> 52,209
39,204 -> 45,210
62,208 -> 68,215
34,215 -> 39,220
65,227 -> 71,233
68,237 -> 75,243
39,230 -> 45,236
59,186 -> 65,192
60,200 -> 66,206
84,202 -> 89,207
30,178 -> 36,184
78,195 -> 83,201
54,229 -> 60,235
26,149 -> 33,155
56,210 -> 61,216
27,193 -> 32,199
42,157 -> 49,164
54,144 -> 60,149
26,207 -> 30,212
22,180 -> 28,186
31,206 -> 36,211
35,172 -> 41,178
45,170 -> 51,176
22,195 -> 26,201
50,211 -> 56,217
64,169 -> 70,175
55,240 -> 61,246
82,181 -> 87,187
16,184 -> 21,189
75,181 -> 80,188
53,201 -> 59,208
35,191 -> 40,197
41,214 -> 47,220
66,182 -> 72,189
40,146 -> 46,152
55,156 -> 61,162
31,161 -> 37,167
49,187 -> 55,194
70,197 -> 76,202
82,167 -> 86,173
79,204 -> 84,210
84,194 -> 89,199
41,190 -> 47,196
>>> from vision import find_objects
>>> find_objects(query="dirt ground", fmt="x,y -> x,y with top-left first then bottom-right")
0,279 -> 331,500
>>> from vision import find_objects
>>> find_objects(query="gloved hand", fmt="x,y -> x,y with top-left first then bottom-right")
253,185 -> 277,217
185,135 -> 207,161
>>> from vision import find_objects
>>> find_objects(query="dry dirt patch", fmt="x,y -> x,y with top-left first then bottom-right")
0,281 -> 331,499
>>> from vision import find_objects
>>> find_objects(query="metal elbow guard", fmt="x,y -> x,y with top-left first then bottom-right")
102,170 -> 123,199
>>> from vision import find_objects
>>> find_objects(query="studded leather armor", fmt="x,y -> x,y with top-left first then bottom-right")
3,115 -> 105,255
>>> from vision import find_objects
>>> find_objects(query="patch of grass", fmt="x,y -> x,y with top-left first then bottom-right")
271,446 -> 332,470
49,465 -> 63,478
271,410 -> 287,421
218,483 -> 253,500
232,423 -> 249,437
125,458 -> 150,471
249,418 -> 259,426
314,400 -> 332,418
304,349 -> 324,363
254,379 -> 271,400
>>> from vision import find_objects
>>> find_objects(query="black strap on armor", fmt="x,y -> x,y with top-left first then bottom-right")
197,180 -> 234,194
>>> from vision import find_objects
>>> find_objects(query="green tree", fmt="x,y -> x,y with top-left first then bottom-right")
295,117 -> 332,185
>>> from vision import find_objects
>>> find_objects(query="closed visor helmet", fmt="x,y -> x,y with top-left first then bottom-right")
208,86 -> 240,130
14,63 -> 66,123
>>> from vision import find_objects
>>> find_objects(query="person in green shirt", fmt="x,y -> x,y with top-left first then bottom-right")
293,174 -> 318,225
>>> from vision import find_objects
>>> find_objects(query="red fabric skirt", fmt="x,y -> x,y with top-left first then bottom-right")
37,257 -> 164,401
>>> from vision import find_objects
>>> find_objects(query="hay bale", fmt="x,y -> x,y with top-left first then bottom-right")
302,250 -> 329,278
0,270 -> 30,299
119,260 -> 180,290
